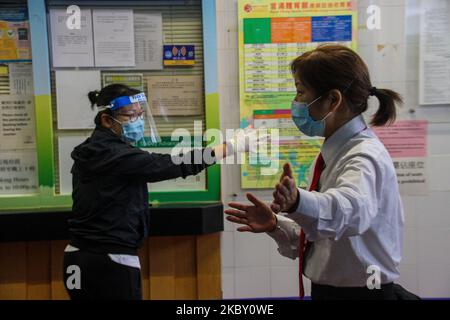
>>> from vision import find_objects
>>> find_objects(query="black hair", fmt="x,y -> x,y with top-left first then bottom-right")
88,84 -> 141,126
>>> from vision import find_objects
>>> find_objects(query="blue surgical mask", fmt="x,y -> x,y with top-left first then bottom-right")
291,96 -> 332,137
111,116 -> 145,143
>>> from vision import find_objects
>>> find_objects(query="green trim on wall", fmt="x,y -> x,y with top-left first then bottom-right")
35,95 -> 55,189
0,195 -> 41,212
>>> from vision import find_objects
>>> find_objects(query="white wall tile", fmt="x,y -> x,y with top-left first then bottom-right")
402,227 -> 417,266
215,0 -> 224,12
398,263 -> 419,295
416,193 -> 450,228
357,0 -> 405,8
221,0 -> 238,13
270,266 -> 299,298
428,156 -> 450,191
417,228 -> 450,265
405,0 -> 420,45
216,9 -> 227,49
359,44 -> 407,83
358,5 -> 405,46
223,217 -> 236,232
404,80 -> 419,111
224,11 -> 239,50
405,43 -> 419,82
221,164 -> 242,198
234,232 -> 270,267
222,267 -> 235,299
234,267 -> 270,298
428,123 -> 450,155
221,231 -> 234,268
418,264 -> 450,298
413,104 -> 450,124
401,196 -> 417,228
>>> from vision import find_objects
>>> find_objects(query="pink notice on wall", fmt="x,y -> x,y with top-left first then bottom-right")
372,120 -> 427,158
373,120 -> 428,195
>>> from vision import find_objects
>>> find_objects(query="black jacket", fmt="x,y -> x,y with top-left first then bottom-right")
69,127 -> 215,254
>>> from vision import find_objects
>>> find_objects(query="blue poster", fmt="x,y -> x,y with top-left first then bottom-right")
311,15 -> 352,42
163,45 -> 195,66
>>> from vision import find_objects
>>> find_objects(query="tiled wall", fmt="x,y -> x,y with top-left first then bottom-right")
216,0 -> 450,299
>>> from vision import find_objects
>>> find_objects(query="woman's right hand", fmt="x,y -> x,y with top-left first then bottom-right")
225,193 -> 277,233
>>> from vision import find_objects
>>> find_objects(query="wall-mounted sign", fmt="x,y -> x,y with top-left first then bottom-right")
163,45 -> 195,66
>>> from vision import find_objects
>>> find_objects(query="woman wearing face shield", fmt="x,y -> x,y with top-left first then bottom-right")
225,44 -> 413,300
63,83 -> 261,300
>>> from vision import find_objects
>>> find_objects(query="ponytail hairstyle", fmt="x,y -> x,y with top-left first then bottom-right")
88,84 -> 140,126
290,44 -> 403,126
368,87 -> 403,126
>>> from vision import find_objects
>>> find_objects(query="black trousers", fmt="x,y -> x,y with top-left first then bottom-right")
311,282 -> 396,300
63,250 -> 142,300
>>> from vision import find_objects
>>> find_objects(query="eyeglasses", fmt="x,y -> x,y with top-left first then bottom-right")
116,111 -> 145,123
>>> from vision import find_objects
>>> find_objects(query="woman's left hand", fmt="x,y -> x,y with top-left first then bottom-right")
225,193 -> 277,233
271,163 -> 299,213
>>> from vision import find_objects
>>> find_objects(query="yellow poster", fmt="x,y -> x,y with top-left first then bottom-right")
238,0 -> 358,188
0,8 -> 31,62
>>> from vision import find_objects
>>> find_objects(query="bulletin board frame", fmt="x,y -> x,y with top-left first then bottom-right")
0,0 -> 221,212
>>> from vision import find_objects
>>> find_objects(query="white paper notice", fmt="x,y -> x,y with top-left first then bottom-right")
419,0 -> 450,105
49,9 -> 94,67
147,75 -> 204,116
8,63 -> 34,95
133,12 -> 163,70
0,95 -> 36,150
0,149 -> 38,195
58,135 -> 89,194
55,70 -> 100,129
93,9 -> 135,67
393,158 -> 428,196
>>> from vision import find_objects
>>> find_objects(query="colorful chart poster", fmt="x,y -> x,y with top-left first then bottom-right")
373,120 -> 428,195
238,0 -> 357,188
0,7 -> 31,62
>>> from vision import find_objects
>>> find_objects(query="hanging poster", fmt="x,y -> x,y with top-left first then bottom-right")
238,0 -> 358,188
419,0 -> 450,105
0,7 -> 31,62
373,120 -> 428,195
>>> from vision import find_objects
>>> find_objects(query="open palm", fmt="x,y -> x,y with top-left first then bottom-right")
225,193 -> 276,233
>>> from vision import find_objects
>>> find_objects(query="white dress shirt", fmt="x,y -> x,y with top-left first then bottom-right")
268,115 -> 404,287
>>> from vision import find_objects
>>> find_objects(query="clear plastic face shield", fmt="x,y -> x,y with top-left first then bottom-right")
108,93 -> 161,146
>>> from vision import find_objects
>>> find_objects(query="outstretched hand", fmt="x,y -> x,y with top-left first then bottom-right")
225,193 -> 277,233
